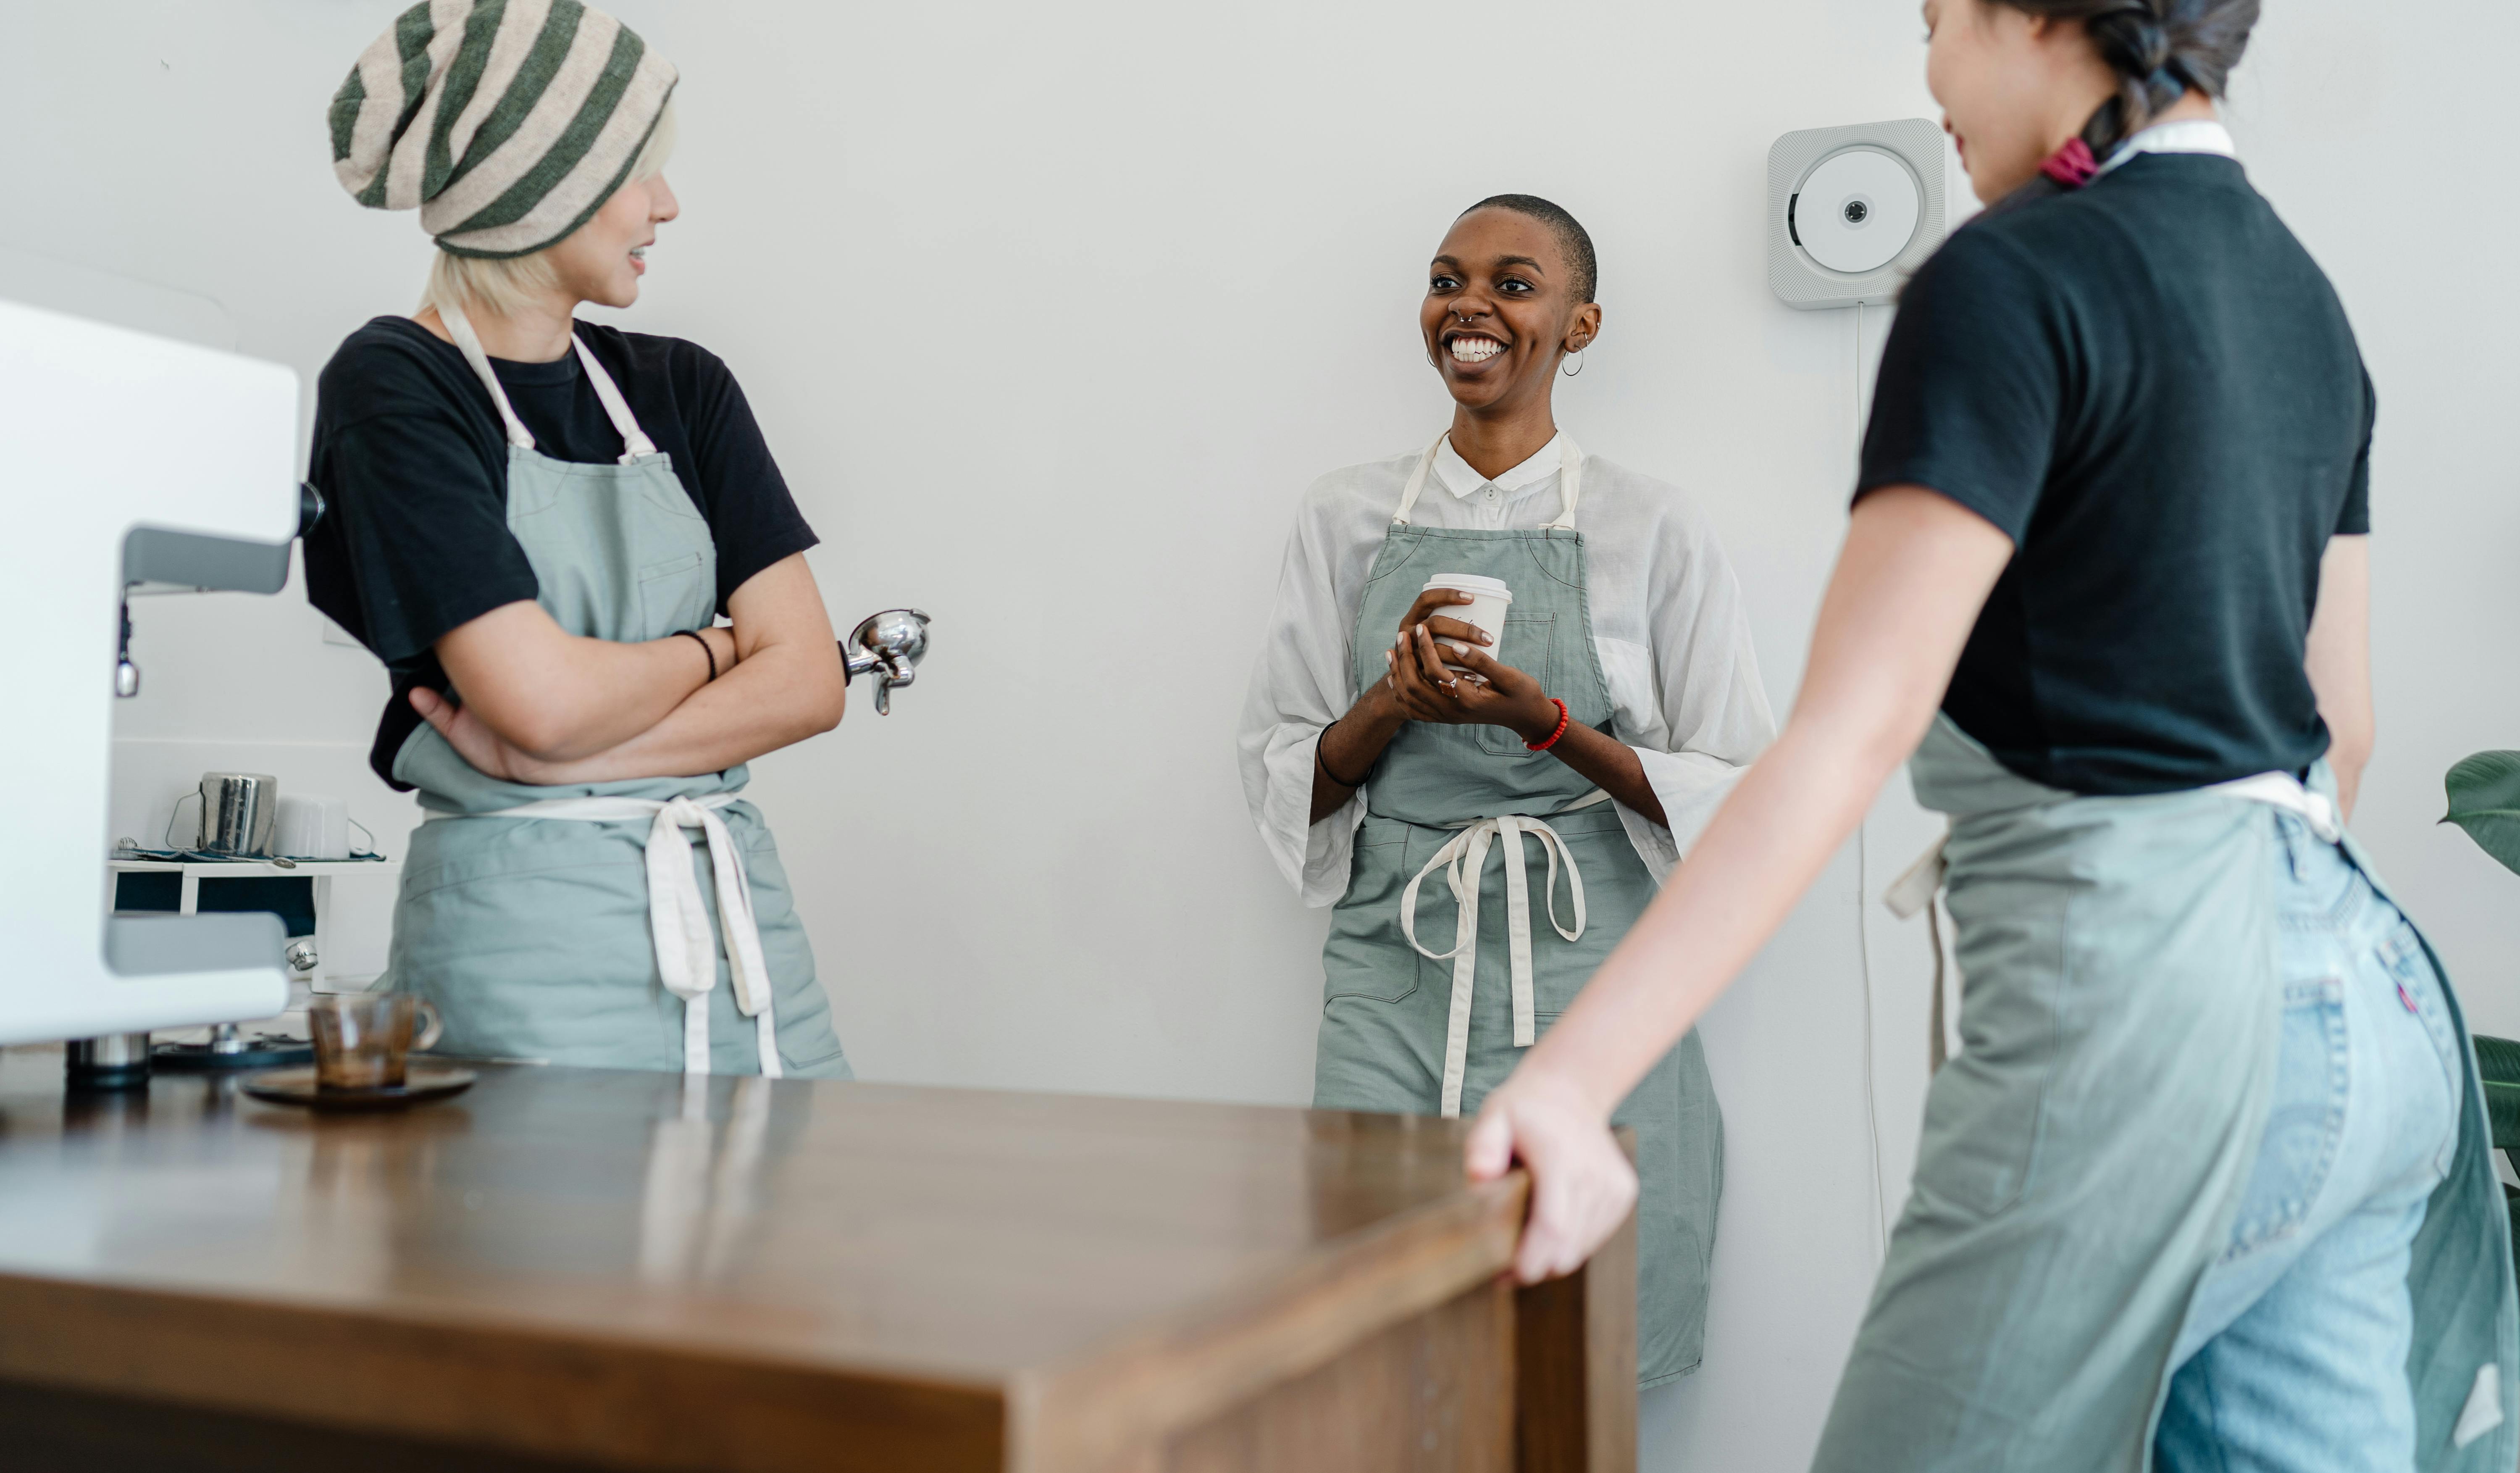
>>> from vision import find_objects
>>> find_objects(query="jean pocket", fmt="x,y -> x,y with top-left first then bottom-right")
2220,976 -> 2348,1261
2377,920 -> 2462,1177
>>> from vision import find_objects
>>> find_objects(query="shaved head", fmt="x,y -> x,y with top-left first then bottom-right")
1459,194 -> 1597,304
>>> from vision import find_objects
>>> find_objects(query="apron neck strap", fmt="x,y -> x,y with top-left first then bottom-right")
1390,431 -> 1586,530
1544,434 -> 1584,530
568,334 -> 660,463
436,300 -> 660,465
438,298 -> 536,452
1390,434 -> 1445,526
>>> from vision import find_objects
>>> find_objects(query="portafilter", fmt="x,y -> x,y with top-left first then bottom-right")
839,609 -> 930,715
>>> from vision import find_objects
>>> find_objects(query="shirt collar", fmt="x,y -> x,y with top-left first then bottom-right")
2100,118 -> 2238,176
1432,432 -> 1566,500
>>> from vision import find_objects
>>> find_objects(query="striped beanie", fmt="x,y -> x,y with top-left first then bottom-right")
329,0 -> 676,259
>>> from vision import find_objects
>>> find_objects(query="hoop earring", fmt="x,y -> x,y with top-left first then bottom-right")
1561,351 -> 1586,377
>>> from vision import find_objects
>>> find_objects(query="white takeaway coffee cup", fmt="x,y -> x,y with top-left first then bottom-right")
1419,574 -> 1513,671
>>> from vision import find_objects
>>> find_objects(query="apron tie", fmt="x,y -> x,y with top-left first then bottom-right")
427,793 -> 782,1078
1398,790 -> 1610,1116
2205,771 -> 2340,843
1884,768 -> 2345,1073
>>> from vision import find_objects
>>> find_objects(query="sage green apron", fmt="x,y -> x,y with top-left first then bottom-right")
1813,714 -> 2515,1471
1313,433 -> 1722,1389
378,301 -> 850,1079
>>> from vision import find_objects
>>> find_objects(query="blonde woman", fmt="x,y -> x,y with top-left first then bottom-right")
304,2 -> 851,1077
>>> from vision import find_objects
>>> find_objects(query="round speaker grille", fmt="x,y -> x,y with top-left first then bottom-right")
1793,148 -> 1921,275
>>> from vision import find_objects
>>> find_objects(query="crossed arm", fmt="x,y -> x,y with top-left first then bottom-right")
413,552 -> 847,785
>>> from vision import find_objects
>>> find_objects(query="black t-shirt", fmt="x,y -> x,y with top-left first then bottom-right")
1858,153 -> 2373,795
303,316 -> 817,786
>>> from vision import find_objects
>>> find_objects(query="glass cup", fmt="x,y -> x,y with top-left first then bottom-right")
309,993 -> 443,1091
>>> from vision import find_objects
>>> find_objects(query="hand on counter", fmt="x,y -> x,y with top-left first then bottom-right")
1464,1064 -> 1637,1285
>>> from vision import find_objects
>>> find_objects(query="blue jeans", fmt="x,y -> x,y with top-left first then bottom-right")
2153,813 -> 2466,1472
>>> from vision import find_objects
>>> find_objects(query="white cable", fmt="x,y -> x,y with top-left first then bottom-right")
1858,826 -> 1885,1262
1853,299 -> 1889,1264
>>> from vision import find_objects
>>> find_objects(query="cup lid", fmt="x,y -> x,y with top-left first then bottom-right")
1422,573 -> 1514,600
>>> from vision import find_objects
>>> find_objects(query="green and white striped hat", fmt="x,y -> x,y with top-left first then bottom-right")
329,0 -> 677,259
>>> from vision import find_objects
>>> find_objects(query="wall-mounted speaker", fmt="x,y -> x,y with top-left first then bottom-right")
1768,118 -> 1950,310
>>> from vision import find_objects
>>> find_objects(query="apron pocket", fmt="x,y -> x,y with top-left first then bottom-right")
638,549 -> 715,634
1526,814 -> 1655,1016
393,849 -> 680,1069
1475,613 -> 1561,756
1910,902 -> 2067,1219
1324,824 -> 1422,1005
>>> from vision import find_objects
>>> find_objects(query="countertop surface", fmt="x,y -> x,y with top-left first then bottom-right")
0,1047 -> 1511,1389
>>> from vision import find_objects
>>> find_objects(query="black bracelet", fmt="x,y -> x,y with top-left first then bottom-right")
675,628 -> 718,682
1319,719 -> 1376,789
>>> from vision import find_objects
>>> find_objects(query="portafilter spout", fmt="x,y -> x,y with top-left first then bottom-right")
840,608 -> 931,715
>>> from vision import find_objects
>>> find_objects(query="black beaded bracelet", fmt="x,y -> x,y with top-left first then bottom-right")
675,628 -> 718,682
1319,719 -> 1376,789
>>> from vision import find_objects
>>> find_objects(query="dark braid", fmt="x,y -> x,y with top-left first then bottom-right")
1993,0 -> 2260,157
1965,0 -> 2256,221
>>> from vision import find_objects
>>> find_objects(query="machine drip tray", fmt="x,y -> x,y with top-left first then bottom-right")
154,1035 -> 313,1071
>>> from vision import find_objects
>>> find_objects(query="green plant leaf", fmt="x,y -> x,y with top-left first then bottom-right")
2445,751 -> 2520,878
2479,1036 -> 2520,1151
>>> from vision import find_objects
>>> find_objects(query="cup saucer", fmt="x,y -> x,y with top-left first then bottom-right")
242,1064 -> 478,1111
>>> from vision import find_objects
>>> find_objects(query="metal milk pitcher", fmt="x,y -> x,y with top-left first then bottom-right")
197,773 -> 279,857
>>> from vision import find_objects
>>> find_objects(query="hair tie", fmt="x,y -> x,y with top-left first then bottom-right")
2133,20 -> 2171,72
2039,137 -> 2102,190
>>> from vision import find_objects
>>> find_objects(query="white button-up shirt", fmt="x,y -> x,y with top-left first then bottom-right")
1431,432 -> 1569,526
1238,436 -> 1777,905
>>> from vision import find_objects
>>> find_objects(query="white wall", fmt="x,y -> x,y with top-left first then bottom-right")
6,3 -> 2515,1468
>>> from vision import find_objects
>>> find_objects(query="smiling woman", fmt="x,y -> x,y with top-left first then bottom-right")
300,0 -> 854,1081
1236,195 -> 1776,1389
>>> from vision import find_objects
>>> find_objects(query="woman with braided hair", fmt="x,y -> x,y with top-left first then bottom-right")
1462,0 -> 2520,1468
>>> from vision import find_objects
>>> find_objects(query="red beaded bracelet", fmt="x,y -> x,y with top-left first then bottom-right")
1525,697 -> 1571,753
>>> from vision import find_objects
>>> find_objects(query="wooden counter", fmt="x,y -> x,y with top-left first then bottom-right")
0,1050 -> 1633,1472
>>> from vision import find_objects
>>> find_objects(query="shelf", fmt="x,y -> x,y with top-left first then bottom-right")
108,857 -> 399,878
105,858 -> 401,990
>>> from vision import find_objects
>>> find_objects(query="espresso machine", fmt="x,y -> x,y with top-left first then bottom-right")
1,297 -> 303,1087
